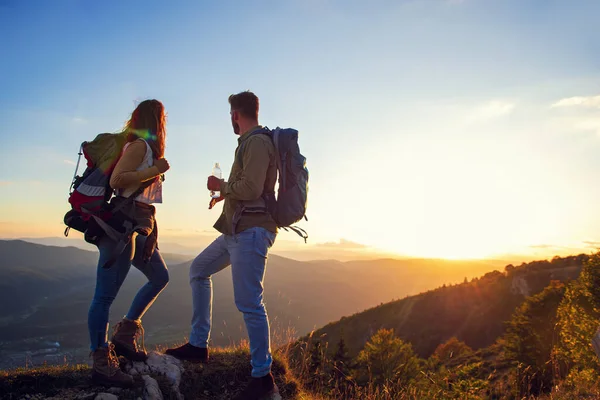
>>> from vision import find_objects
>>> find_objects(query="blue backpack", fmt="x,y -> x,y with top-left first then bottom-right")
237,127 -> 309,241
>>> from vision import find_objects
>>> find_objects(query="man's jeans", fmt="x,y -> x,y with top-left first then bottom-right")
189,227 -> 276,378
88,234 -> 169,351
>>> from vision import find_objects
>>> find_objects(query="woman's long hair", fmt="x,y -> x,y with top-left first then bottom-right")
123,99 -> 166,159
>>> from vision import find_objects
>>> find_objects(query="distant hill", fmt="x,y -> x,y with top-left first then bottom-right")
0,240 -> 501,369
300,254 -> 588,359
0,240 -> 189,318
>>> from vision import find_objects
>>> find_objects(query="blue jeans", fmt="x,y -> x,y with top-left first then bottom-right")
88,233 -> 169,351
189,227 -> 276,378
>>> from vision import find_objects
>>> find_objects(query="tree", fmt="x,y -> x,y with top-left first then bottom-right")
433,337 -> 474,365
356,328 -> 419,387
309,340 -> 323,371
331,334 -> 353,394
582,252 -> 600,309
556,253 -> 600,373
503,281 -> 566,395
333,334 -> 351,376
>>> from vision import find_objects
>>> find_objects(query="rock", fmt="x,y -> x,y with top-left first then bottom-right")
95,394 -> 119,400
164,363 -> 181,386
107,387 -> 122,394
122,351 -> 184,399
267,385 -> 282,400
144,352 -> 184,399
75,393 -> 97,400
127,360 -> 150,375
142,375 -> 163,400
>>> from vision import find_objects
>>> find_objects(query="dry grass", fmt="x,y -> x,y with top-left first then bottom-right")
4,334 -> 600,400
0,341 -> 311,400
0,363 -> 154,399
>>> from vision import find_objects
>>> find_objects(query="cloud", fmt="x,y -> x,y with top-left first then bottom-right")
529,242 -> 600,254
529,244 -> 555,249
551,95 -> 600,109
316,238 -> 367,249
71,117 -> 88,124
63,159 -> 76,166
0,181 -> 13,186
528,244 -> 578,251
548,95 -> 600,135
466,100 -> 515,123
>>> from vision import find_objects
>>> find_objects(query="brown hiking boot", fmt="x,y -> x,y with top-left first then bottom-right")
91,343 -> 134,388
111,318 -> 148,362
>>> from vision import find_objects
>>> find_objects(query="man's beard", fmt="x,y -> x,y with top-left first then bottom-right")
231,117 -> 240,135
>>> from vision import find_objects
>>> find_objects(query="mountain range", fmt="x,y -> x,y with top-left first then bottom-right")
0,239 -> 503,368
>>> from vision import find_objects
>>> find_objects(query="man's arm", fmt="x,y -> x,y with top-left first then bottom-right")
220,137 -> 271,201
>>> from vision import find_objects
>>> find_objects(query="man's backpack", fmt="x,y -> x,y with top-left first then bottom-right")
63,132 -> 154,255
237,127 -> 309,241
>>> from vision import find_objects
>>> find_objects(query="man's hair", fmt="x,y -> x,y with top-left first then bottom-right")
228,91 -> 259,120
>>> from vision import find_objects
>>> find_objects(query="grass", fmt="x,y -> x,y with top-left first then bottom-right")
0,342 -> 310,400
179,343 -> 303,399
0,363 -> 165,400
4,335 -> 599,400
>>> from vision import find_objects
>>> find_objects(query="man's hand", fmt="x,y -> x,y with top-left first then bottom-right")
207,175 -> 223,191
208,195 -> 224,210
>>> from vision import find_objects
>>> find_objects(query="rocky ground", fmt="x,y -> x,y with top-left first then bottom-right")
0,347 -> 301,400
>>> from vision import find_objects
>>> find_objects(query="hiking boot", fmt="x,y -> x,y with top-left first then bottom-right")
233,373 -> 280,400
111,318 -> 147,362
164,342 -> 208,363
91,344 -> 134,388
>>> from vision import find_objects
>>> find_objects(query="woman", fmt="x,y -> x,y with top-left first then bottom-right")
88,99 -> 170,387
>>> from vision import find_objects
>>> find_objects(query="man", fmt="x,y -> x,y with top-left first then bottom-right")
166,91 -> 279,400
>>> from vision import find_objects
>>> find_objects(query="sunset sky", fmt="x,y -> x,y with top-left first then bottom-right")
1,0 -> 600,260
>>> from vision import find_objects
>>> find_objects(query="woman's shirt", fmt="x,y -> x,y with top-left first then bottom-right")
110,138 -> 163,204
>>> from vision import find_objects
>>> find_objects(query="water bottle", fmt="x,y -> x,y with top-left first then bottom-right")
211,162 -> 222,198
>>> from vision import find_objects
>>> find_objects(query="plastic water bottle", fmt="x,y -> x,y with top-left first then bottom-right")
211,162 -> 222,198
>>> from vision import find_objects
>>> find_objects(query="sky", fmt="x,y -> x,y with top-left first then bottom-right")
1,0 -> 600,261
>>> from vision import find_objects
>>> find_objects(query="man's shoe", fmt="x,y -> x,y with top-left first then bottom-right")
233,372 -> 280,400
164,342 -> 208,363
91,343 -> 134,388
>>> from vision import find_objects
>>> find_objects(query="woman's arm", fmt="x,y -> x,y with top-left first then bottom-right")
110,140 -> 161,189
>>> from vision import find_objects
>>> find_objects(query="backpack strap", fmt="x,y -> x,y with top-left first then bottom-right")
234,127 -> 272,167
110,178 -> 155,214
68,144 -> 84,195
271,128 -> 285,190
283,225 -> 308,243
100,178 -> 158,269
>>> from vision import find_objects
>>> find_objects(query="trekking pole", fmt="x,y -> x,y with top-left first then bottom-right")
69,144 -> 83,195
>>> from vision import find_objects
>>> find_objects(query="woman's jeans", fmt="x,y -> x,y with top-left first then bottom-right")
88,233 -> 169,351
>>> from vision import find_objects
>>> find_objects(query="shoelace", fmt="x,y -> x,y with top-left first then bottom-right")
107,344 -> 121,373
133,321 -> 146,354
